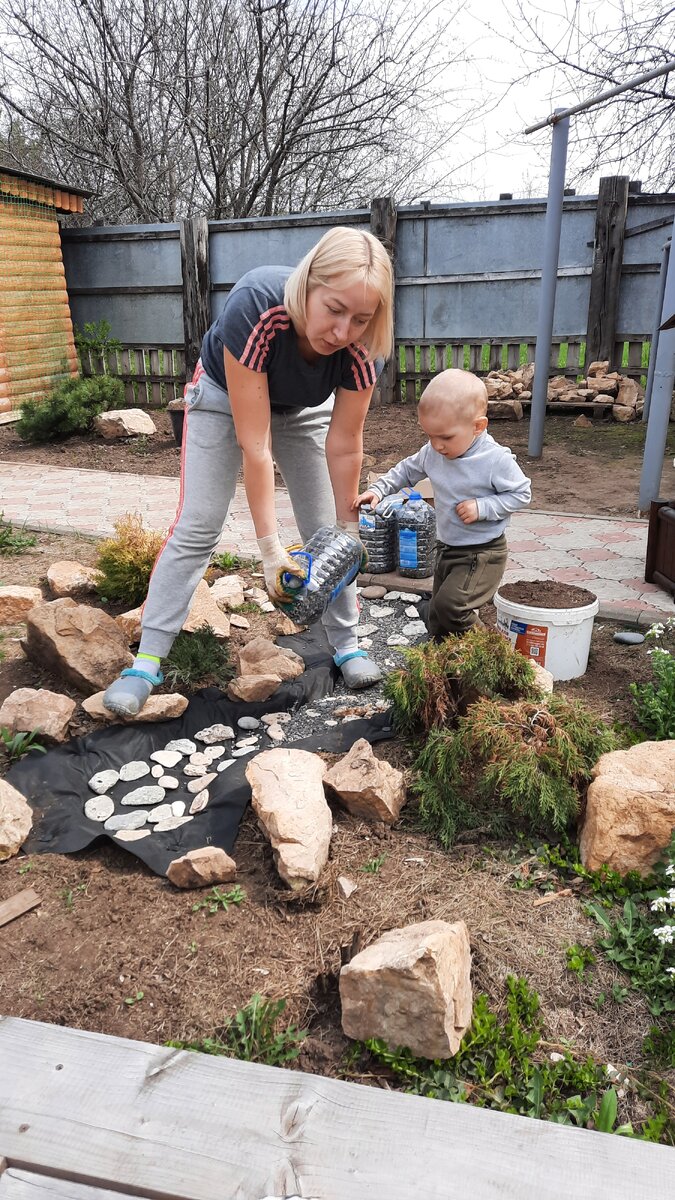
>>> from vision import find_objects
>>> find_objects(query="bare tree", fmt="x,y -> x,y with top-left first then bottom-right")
504,0 -> 675,192
0,0 -> 480,220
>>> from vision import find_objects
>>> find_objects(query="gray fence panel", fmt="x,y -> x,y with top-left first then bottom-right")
67,293 -> 184,344
62,230 -> 181,289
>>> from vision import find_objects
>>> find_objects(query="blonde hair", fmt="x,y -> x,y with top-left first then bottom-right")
285,227 -> 394,360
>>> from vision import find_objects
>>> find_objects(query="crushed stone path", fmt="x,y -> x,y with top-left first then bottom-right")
1,460 -> 672,623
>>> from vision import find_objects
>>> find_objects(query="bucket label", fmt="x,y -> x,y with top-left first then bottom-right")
510,619 -> 548,663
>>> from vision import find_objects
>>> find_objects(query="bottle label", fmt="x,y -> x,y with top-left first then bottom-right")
399,528 -> 419,569
327,560 -> 362,605
359,510 -> 376,531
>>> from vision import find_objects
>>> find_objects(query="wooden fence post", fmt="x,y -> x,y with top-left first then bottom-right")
180,216 -> 211,382
370,196 -> 397,404
585,176 -> 630,368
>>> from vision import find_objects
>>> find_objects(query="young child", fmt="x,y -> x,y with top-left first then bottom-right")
355,368 -> 531,638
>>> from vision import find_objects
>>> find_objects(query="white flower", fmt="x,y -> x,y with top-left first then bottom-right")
651,896 -> 668,913
654,925 -> 675,945
666,865 -> 675,878
666,967 -> 675,977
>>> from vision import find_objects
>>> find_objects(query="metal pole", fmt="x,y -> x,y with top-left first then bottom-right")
642,238 -> 670,422
638,214 -> 675,512
528,112 -> 569,458
524,59 -> 675,134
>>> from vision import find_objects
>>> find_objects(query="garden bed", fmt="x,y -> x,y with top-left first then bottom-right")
1,528 -> 673,1142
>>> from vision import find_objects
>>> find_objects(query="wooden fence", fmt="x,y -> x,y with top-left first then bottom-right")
79,344 -> 186,406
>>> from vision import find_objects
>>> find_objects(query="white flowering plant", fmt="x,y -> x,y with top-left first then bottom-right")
630,617 -> 675,741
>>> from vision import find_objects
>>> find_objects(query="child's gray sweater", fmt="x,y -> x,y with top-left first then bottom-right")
370,432 -> 531,546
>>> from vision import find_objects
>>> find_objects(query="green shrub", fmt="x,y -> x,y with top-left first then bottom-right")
167,994 -> 307,1066
630,618 -> 675,741
17,374 -> 124,442
164,625 -> 234,691
95,514 -> 164,606
74,320 -> 121,360
384,627 -> 541,737
413,694 -> 617,847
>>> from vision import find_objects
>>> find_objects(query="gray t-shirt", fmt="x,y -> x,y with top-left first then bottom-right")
200,265 -> 382,409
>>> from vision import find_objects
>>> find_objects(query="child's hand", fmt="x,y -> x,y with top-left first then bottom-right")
353,489 -> 379,510
456,499 -> 480,524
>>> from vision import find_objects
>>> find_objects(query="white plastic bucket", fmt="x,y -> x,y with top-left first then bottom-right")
493,587 -> 599,681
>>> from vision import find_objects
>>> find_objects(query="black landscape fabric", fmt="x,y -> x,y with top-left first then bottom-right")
6,627 -> 394,877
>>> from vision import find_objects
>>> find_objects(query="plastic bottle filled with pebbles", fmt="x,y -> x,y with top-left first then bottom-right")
357,498 -> 401,573
279,525 -> 366,624
396,491 -> 436,578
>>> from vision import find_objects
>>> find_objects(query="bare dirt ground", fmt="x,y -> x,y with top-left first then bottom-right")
0,529 -> 663,1112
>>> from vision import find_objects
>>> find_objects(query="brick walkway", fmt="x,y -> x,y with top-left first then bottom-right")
2,461 -> 672,622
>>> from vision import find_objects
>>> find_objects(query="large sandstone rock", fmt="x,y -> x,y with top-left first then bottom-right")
612,404 -> 636,423
94,409 -> 157,439
547,375 -> 572,397
324,738 -> 407,825
580,741 -> 675,876
587,360 -> 609,377
0,779 -> 33,861
246,748 -> 331,890
616,377 -> 639,408
182,579 -> 231,638
0,687 -> 76,742
167,846 -> 237,888
47,560 -> 102,598
227,674 -> 282,702
585,373 -> 620,395
340,920 -> 472,1059
82,691 -> 189,723
0,585 -> 43,623
116,605 -> 143,642
209,575 -> 246,610
487,399 -> 523,420
238,636 -> 304,681
485,377 -> 513,401
24,598 -> 132,694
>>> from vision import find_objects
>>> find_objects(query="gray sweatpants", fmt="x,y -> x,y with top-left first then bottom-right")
139,367 -> 359,660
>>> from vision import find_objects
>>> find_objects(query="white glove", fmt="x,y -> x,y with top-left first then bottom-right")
257,533 -> 306,601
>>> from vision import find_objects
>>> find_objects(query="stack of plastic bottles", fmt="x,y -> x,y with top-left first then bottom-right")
278,525 -> 365,624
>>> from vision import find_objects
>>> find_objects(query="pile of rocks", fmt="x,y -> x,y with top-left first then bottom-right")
483,360 -> 645,422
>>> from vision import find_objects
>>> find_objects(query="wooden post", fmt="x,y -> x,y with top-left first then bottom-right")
180,216 -> 210,382
585,176 -> 630,369
370,196 -> 397,404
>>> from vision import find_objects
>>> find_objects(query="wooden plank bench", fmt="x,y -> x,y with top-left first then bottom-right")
0,1017 -> 671,1200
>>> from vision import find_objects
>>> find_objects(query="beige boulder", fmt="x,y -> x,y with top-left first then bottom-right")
547,375 -> 572,397
521,363 -> 535,390
0,779 -> 33,861
587,360 -> 610,377
227,674 -> 282,703
82,691 -> 189,722
167,846 -> 237,889
274,614 -> 305,636
116,605 -> 143,642
487,400 -> 523,420
0,687 -> 76,742
182,579 -> 231,638
24,598 -> 132,694
484,377 -> 513,400
585,373 -> 620,395
209,575 -> 246,610
246,748 -> 331,890
94,409 -> 157,439
47,560 -> 102,598
573,414 -> 593,428
612,404 -> 636,423
531,661 -> 554,694
616,378 -> 639,409
238,635 -> 304,681
0,585 -> 43,624
340,920 -> 473,1059
324,738 -> 407,825
580,741 -> 675,876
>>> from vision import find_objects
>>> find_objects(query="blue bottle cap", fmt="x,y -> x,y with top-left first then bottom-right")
407,491 -> 422,500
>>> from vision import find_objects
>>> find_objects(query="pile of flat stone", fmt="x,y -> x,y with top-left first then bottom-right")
483,360 -> 646,422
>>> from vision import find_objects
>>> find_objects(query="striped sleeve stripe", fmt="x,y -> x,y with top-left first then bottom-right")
240,305 -> 290,371
348,343 -> 377,390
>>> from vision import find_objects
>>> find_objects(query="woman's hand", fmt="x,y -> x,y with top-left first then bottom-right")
353,488 -> 379,510
257,533 -> 307,602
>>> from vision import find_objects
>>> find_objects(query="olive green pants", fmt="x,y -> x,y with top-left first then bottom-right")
428,533 -> 508,638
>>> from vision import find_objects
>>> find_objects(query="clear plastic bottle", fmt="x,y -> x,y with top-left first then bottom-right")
396,491 -> 436,578
358,500 -> 398,573
279,525 -> 365,624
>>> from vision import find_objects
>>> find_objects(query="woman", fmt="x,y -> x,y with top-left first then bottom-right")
103,226 -> 394,717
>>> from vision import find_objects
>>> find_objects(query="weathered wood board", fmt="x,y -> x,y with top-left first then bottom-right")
0,1018 -> 672,1200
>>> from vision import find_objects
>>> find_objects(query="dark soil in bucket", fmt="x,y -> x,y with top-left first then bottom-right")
498,580 -> 598,609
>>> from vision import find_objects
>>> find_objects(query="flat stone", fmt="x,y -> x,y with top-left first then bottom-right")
260,601 -> 275,613
209,574 -> 246,610
115,829 -> 152,842
151,765 -> 164,779
227,674 -> 282,703
405,605 -> 419,617
0,687 -> 76,743
88,769 -> 119,794
160,775 -> 179,789
238,716 -> 261,730
232,747 -> 257,757
266,725 -> 286,743
0,585 -> 43,623
383,591 -> 401,600
164,739 -> 197,755
189,791 -> 209,814
203,746 -> 225,761
246,749 -> 331,890
387,635 -> 409,646
613,631 -> 646,645
182,579 -> 230,639
245,586 -> 268,604
183,764 -> 207,777
324,738 -> 407,825
121,785 -> 165,806
171,801 -> 186,817
46,561 -> 101,598
153,815 -> 194,832
150,750 -> 184,768
359,638 -> 373,650
83,692 -> 189,724
189,752 -> 210,766
195,725 -> 234,744
261,712 -> 291,725
338,875 -> 358,899
167,846 -> 237,889
370,605 -> 394,617
104,810 -> 149,831
356,624 -> 377,637
119,761 -> 150,782
84,795 -> 115,822
147,804 -> 174,824
95,408 -> 157,438
217,760 -> 234,772
236,735 -> 259,747
402,621 -> 428,637
229,614 -> 250,629
238,636 -> 305,682
359,586 -> 387,599
0,780 -> 32,861
186,773 -> 216,793
399,592 -> 423,602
